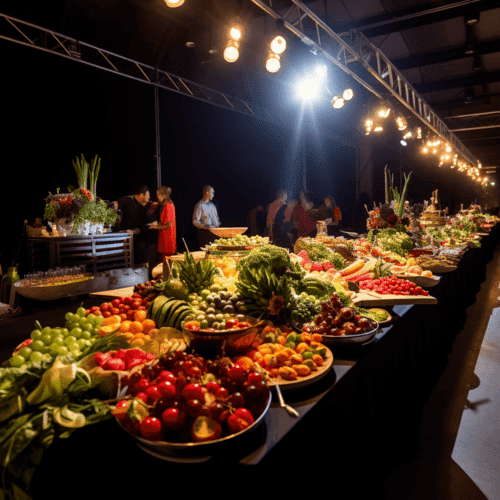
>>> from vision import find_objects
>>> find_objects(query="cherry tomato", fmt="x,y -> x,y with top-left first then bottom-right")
161,408 -> 186,430
227,407 -> 254,434
139,417 -> 163,440
181,383 -> 205,401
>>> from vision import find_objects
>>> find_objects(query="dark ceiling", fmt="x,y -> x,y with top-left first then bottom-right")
2,0 -> 500,180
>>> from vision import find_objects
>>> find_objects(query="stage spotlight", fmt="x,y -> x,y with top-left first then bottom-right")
165,0 -> 185,7
266,52 -> 280,73
296,78 -> 320,101
378,107 -> 391,118
224,40 -> 239,63
400,140 -> 408,146
230,25 -> 242,41
332,96 -> 344,109
343,88 -> 353,100
270,35 -> 286,54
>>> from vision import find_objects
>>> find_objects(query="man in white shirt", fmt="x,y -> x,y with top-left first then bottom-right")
193,185 -> 220,248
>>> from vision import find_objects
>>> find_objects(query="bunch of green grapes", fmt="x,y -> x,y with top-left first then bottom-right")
290,293 -> 321,324
9,306 -> 101,368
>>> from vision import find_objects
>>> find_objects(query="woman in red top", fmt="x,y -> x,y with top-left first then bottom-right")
156,186 -> 176,261
293,190 -> 317,238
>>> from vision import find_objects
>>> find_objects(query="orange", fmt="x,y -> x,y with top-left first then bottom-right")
128,321 -> 143,334
142,319 -> 156,334
101,315 -> 121,326
118,321 -> 132,333
134,310 -> 147,323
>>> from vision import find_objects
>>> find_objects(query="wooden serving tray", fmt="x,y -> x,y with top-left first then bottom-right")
352,291 -> 437,306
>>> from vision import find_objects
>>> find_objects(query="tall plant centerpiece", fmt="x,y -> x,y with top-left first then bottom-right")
42,153 -> 117,235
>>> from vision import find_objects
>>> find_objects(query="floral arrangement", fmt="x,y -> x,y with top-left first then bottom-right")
43,188 -> 93,222
71,200 -> 117,231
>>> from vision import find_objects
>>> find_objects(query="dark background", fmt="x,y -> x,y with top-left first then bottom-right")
0,40 -> 490,275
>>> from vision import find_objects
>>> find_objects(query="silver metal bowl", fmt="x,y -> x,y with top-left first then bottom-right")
182,314 -> 267,356
116,392 -> 271,462
320,318 -> 380,346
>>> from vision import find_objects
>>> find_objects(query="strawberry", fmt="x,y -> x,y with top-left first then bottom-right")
103,357 -> 126,371
94,352 -> 111,367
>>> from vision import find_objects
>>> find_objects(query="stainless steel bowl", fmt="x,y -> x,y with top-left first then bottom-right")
320,318 -> 379,346
182,314 -> 267,356
116,391 -> 271,462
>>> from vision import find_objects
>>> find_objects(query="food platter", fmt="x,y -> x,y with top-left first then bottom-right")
353,291 -> 438,306
392,274 -> 441,287
115,391 -> 271,462
208,227 -> 248,238
14,277 -> 94,301
270,345 -> 334,390
418,264 -> 457,274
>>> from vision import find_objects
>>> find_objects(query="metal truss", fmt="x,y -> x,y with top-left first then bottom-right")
0,12 -> 288,129
251,0 -> 480,167
445,110 -> 500,132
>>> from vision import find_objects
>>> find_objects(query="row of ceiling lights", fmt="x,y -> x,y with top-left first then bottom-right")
364,103 -> 489,186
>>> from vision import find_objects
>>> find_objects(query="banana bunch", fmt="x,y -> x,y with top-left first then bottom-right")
236,266 -> 291,317
177,252 -> 218,294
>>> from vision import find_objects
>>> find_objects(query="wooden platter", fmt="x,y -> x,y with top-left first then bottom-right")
89,286 -> 135,299
352,291 -> 437,307
269,346 -> 334,390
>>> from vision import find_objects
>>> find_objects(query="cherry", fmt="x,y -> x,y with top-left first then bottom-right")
227,392 -> 245,409
157,380 -> 177,398
156,370 -> 176,384
184,399 -> 208,418
206,381 -> 220,394
140,417 -> 162,440
161,408 -> 186,431
145,385 -> 162,401
134,378 -> 150,394
215,387 -> 229,401
181,383 -> 205,401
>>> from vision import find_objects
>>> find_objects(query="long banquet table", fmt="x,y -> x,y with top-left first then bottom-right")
3,224 -> 499,497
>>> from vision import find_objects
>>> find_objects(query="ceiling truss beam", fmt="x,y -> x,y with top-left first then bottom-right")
0,12 -> 288,129
251,0 -> 480,166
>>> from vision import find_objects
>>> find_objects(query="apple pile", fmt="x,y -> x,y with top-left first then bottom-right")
113,351 -> 271,443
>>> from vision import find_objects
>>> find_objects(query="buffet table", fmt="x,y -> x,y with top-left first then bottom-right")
3,224 -> 499,497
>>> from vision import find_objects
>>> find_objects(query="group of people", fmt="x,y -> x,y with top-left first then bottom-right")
114,182 -> 341,275
265,189 -> 342,250
115,184 -> 221,276
114,185 -> 177,277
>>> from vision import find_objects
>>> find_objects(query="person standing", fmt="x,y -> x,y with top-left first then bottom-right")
193,185 -> 220,249
266,189 -> 288,242
319,195 -> 342,236
293,190 -> 317,239
115,185 -> 151,270
115,185 -> 150,234
156,186 -> 177,261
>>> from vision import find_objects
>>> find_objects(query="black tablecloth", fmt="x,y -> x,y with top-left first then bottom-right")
4,225 -> 498,497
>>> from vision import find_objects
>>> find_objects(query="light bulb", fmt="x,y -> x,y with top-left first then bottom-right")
266,53 -> 280,73
224,42 -> 239,63
333,97 -> 344,109
343,88 -> 353,100
230,26 -> 242,41
165,0 -> 185,7
270,36 -> 286,54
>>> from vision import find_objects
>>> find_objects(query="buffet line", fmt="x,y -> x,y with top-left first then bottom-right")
1,205 -> 499,496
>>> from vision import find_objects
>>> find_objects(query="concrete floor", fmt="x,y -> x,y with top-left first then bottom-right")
384,245 -> 500,499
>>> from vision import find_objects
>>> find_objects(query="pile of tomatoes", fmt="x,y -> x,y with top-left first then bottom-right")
358,276 -> 429,296
113,351 -> 271,443
86,294 -> 151,321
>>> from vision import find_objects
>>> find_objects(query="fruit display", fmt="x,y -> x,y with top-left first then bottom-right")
245,325 -> 330,381
176,252 -> 219,294
211,235 -> 268,247
305,293 -> 377,337
94,348 -> 155,371
10,306 -> 103,368
21,274 -> 93,287
289,292 -> 321,324
358,276 -> 429,296
112,351 -> 271,443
